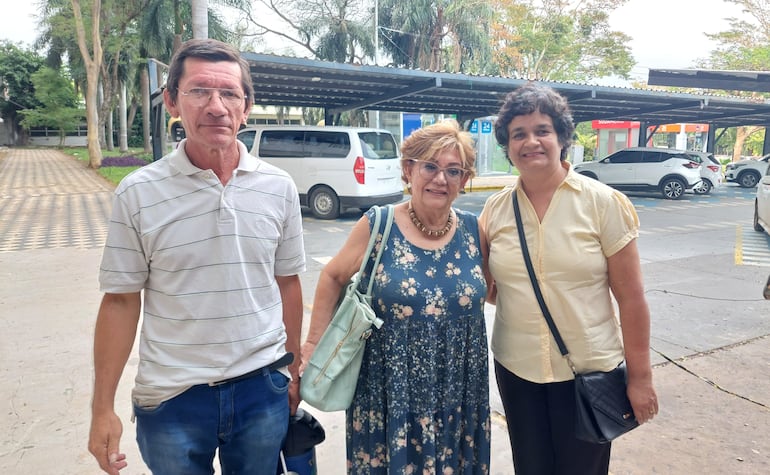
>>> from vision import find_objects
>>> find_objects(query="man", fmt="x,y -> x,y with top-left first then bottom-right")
88,38 -> 306,475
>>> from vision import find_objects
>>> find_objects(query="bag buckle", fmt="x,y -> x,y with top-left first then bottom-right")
360,329 -> 373,340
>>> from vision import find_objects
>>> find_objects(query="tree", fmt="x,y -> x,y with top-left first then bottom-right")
19,67 -> 83,146
70,0 -> 105,168
700,0 -> 770,161
489,0 -> 634,81
378,0 -> 493,72
67,0 -> 149,163
234,0 -> 375,63
0,41 -> 46,144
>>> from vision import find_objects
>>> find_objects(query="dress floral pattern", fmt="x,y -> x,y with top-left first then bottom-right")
347,207 -> 490,475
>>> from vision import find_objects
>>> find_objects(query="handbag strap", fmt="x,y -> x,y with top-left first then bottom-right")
512,192 -> 575,371
359,205 -> 395,297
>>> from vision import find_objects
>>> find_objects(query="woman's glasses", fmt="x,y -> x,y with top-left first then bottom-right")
178,87 -> 245,108
410,159 -> 469,183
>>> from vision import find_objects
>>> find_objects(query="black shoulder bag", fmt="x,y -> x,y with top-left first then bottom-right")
512,192 -> 639,444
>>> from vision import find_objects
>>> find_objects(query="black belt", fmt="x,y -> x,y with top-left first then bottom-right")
208,352 -> 294,386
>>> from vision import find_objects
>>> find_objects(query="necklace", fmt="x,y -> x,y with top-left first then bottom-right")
408,201 -> 453,238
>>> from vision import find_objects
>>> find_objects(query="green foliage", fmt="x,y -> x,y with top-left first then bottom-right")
745,128 -> 766,156
698,0 -> 770,156
574,122 -> 597,161
231,0 -> 375,63
489,0 -> 634,81
703,0 -> 770,75
0,41 -> 46,126
18,67 -> 83,146
378,0 -> 494,72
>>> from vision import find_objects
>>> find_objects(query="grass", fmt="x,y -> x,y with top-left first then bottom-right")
62,146 -> 153,185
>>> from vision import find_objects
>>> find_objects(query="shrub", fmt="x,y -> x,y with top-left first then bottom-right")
101,155 -> 149,167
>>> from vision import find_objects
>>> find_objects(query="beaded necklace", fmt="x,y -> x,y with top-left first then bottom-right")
407,200 -> 453,238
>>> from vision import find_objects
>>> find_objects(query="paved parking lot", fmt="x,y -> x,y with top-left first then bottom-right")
1,148 -> 769,475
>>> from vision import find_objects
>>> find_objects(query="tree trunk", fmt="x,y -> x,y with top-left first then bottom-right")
191,0 -> 208,39
71,0 -> 104,169
732,126 -> 763,162
107,107 -> 114,151
733,128 -> 746,162
141,67 -> 151,153
119,82 -> 128,152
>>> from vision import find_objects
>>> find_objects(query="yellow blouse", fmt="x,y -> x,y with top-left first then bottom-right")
480,163 -> 639,383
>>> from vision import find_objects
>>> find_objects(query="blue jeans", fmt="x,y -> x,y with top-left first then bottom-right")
134,369 -> 290,475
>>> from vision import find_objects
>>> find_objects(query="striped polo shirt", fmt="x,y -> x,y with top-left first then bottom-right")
99,140 -> 306,407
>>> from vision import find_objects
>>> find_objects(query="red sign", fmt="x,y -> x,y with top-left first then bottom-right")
592,120 -> 638,129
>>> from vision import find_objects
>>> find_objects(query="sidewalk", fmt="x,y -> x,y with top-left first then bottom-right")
465,173 -> 517,192
1,148 -> 768,474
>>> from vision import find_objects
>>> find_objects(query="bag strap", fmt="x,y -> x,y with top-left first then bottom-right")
354,205 -> 394,298
353,205 -> 382,288
364,205 -> 394,296
512,192 -> 576,372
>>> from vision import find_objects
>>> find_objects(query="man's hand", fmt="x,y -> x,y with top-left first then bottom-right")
88,411 -> 127,474
288,378 -> 302,415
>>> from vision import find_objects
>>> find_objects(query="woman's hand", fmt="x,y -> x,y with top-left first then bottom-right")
299,340 -> 317,376
627,374 -> 658,424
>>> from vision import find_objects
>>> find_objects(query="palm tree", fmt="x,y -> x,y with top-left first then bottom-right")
377,0 -> 493,72
237,0 -> 374,63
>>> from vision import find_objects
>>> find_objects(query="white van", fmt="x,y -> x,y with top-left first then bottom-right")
237,126 -> 403,219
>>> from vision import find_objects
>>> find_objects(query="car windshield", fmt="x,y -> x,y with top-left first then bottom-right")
358,132 -> 399,159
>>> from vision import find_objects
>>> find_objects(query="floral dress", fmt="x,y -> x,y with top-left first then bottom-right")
347,207 -> 490,475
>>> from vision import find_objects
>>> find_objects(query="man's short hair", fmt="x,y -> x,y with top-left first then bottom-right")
166,38 -> 254,112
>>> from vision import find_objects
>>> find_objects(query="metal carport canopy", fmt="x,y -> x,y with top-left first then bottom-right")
242,52 -> 770,129
648,69 -> 770,93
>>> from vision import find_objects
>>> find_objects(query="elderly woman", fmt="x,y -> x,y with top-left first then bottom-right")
302,120 -> 491,474
479,83 -> 658,475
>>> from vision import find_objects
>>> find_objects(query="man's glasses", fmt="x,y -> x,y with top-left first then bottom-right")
410,159 -> 469,183
178,87 -> 245,108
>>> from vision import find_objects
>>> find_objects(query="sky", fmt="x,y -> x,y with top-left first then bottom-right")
0,0 -> 749,86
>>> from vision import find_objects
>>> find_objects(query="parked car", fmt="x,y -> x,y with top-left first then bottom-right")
753,159 -> 770,236
573,147 -> 702,199
725,153 -> 770,188
237,126 -> 403,219
685,150 -> 723,195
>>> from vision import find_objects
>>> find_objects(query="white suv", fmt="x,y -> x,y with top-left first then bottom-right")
725,154 -> 770,188
573,147 -> 702,199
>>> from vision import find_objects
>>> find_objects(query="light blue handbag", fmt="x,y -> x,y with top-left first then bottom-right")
300,205 -> 394,411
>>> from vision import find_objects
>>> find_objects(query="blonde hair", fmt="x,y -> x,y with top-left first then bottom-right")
400,120 -> 477,184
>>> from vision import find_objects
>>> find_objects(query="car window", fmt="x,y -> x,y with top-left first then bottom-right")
641,151 -> 665,163
358,132 -> 399,159
304,131 -> 350,158
238,129 -> 257,151
606,151 -> 639,164
684,153 -> 703,164
259,130 -> 306,158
